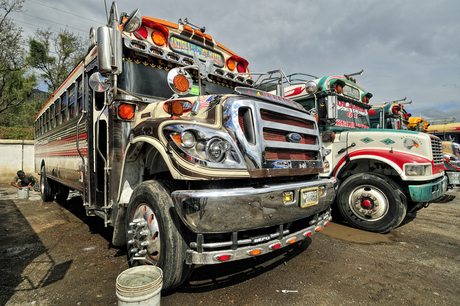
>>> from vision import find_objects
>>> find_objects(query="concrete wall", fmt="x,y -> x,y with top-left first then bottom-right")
0,140 -> 35,183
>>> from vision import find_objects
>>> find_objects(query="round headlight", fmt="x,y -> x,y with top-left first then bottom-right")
207,139 -> 230,162
181,131 -> 196,148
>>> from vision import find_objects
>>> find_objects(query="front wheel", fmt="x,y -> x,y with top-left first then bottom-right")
126,180 -> 193,291
40,166 -> 54,202
336,173 -> 407,233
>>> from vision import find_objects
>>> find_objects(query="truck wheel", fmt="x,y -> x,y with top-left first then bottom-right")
336,173 -> 407,233
55,183 -> 69,203
126,180 -> 193,291
40,166 -> 54,202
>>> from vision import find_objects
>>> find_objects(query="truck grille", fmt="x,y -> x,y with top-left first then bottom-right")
430,136 -> 443,165
224,96 -> 323,174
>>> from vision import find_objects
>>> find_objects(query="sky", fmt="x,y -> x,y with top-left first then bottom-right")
10,0 -> 460,123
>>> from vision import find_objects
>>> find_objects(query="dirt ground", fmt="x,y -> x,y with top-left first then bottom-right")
0,183 -> 459,305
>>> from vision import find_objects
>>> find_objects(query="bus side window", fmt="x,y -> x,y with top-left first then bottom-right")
61,93 -> 68,124
55,98 -> 61,125
77,77 -> 84,112
69,85 -> 76,119
45,109 -> 50,133
50,104 -> 55,128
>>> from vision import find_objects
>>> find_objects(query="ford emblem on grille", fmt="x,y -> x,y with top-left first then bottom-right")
286,133 -> 302,143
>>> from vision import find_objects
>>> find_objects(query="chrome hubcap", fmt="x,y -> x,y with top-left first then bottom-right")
127,204 -> 160,265
348,185 -> 389,221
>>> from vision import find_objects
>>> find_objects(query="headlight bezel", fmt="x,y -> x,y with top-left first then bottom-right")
164,124 -> 246,169
404,163 -> 432,176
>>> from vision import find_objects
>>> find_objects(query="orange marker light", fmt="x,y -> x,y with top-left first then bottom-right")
316,226 -> 322,232
249,249 -> 262,256
173,75 -> 190,93
151,30 -> 166,46
227,59 -> 236,71
287,238 -> 296,244
118,104 -> 134,120
170,101 -> 184,116
183,25 -> 193,33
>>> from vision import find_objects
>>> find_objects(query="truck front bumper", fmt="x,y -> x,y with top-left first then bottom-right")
184,209 -> 332,265
408,175 -> 448,202
171,178 -> 336,233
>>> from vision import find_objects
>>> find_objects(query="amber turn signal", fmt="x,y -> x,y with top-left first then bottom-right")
118,104 -> 134,120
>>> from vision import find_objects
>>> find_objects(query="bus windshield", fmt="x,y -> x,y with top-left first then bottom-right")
335,100 -> 370,129
118,60 -> 236,100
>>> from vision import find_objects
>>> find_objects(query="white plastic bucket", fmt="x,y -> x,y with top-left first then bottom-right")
116,266 -> 163,306
17,187 -> 29,199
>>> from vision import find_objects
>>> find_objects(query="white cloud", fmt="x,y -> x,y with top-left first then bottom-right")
12,0 -> 460,122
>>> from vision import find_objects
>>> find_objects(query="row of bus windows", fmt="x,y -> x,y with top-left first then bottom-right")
35,76 -> 85,138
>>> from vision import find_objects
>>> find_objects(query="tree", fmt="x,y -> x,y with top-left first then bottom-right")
27,28 -> 86,93
0,0 -> 37,118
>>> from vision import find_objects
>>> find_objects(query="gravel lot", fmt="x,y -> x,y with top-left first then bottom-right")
1,183 -> 459,305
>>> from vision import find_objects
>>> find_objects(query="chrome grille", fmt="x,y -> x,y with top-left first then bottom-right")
430,136 -> 443,165
224,97 -> 323,172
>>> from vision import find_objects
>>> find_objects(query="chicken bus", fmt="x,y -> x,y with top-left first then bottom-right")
261,72 -> 447,233
34,2 -> 335,290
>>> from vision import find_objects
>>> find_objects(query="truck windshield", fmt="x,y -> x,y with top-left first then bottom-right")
336,100 -> 370,129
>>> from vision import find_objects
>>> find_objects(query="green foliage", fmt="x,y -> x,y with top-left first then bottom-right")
0,127 -> 34,140
0,0 -> 37,124
0,1 -> 85,139
27,28 -> 86,93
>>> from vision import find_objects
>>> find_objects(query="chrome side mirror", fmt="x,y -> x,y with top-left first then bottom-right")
122,9 -> 142,33
89,72 -> 111,92
305,81 -> 318,94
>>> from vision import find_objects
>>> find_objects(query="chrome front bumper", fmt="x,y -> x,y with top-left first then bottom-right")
171,178 -> 336,233
185,209 -> 332,265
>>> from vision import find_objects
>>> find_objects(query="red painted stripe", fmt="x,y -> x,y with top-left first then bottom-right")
35,149 -> 87,157
333,149 -> 435,177
36,133 -> 88,149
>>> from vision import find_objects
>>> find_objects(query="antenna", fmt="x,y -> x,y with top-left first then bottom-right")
178,18 -> 206,33
346,70 -> 364,77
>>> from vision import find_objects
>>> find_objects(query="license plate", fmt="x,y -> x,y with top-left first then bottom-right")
300,188 -> 319,208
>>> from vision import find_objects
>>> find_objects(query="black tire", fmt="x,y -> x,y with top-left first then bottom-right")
55,183 -> 70,203
40,166 -> 54,202
336,173 -> 407,233
126,180 -> 193,291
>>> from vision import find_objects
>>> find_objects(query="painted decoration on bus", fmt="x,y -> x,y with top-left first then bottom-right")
335,100 -> 369,129
169,36 -> 224,67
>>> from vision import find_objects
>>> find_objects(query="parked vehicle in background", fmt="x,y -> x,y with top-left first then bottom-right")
261,72 -> 447,233
408,116 -> 430,133
427,120 -> 460,143
369,98 -> 412,130
33,2 -> 335,290
383,111 -> 460,187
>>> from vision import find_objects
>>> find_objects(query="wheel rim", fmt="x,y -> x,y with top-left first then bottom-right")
40,171 -> 45,196
347,185 -> 389,221
127,203 -> 161,265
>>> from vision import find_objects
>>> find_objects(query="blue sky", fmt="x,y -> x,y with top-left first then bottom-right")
11,0 -> 460,122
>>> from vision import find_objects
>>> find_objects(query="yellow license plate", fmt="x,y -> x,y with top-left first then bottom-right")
300,188 -> 319,208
